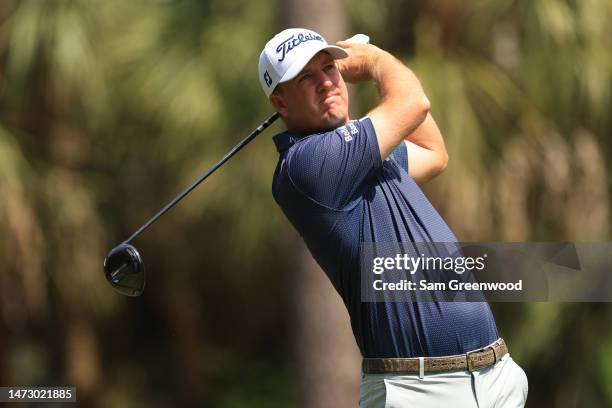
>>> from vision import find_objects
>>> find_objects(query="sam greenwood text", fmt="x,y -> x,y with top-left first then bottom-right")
372,279 -> 523,291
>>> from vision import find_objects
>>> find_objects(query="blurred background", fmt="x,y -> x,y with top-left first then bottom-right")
0,0 -> 611,406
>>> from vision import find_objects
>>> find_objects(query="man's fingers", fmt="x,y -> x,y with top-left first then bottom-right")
335,58 -> 347,73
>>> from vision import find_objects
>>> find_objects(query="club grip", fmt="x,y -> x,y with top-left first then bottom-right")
344,34 -> 370,44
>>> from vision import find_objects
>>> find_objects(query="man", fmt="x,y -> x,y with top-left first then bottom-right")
259,28 -> 528,407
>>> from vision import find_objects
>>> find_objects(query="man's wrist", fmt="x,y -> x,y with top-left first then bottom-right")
370,49 -> 399,83
368,47 -> 384,81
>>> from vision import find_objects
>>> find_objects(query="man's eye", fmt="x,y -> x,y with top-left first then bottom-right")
299,74 -> 311,82
324,64 -> 336,71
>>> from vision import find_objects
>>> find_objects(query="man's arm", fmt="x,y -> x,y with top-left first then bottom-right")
404,113 -> 448,184
336,42 -> 447,183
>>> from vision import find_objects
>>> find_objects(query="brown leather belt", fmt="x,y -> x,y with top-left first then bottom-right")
362,338 -> 508,375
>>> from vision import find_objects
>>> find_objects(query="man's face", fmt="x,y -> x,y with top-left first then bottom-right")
270,51 -> 349,134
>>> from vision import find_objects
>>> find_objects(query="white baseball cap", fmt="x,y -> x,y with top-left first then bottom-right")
258,28 -> 348,97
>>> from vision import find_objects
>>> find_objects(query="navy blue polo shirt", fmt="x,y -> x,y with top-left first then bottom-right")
272,117 -> 498,358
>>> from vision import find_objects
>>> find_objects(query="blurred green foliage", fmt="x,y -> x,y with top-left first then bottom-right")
0,0 -> 611,406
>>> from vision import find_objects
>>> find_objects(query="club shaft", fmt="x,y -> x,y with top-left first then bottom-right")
124,112 -> 280,245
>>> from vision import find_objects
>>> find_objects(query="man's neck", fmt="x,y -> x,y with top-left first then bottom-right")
286,118 -> 351,136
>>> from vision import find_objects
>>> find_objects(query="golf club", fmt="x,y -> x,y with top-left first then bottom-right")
104,112 -> 280,296
104,33 -> 370,296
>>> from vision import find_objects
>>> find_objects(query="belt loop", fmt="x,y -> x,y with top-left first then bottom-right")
418,357 -> 425,379
491,338 -> 502,362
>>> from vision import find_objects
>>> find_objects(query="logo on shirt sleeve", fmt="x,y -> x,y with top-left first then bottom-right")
339,122 -> 359,142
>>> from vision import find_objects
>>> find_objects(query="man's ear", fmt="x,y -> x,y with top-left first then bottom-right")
269,92 -> 288,117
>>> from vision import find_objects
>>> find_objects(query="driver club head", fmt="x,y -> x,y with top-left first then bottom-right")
102,112 -> 281,297
104,243 -> 145,296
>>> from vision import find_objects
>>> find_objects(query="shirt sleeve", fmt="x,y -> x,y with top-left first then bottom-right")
286,117 -> 382,209
389,141 -> 409,173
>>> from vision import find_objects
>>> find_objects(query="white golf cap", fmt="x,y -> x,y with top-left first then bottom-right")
258,28 -> 348,97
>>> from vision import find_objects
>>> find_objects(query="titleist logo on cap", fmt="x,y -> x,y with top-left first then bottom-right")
276,32 -> 323,62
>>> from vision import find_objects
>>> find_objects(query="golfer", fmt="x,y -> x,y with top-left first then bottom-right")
259,28 -> 528,407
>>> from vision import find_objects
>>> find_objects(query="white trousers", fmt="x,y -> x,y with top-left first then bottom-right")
359,354 -> 528,408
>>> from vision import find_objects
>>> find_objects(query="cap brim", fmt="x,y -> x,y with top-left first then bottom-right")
279,45 -> 348,84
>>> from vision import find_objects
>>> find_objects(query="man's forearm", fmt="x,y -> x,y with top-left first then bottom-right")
336,42 -> 431,159
336,42 -> 430,159
404,113 -> 449,183
378,56 -> 448,182
369,49 -> 431,146
405,112 -> 445,153
371,51 -> 430,128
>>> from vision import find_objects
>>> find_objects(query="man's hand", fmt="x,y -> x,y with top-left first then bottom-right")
334,41 -> 382,84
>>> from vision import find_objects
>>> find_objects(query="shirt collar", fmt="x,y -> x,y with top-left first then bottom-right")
273,125 -> 339,153
273,131 -> 305,153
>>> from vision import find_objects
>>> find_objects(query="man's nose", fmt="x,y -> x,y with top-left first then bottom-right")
316,72 -> 334,93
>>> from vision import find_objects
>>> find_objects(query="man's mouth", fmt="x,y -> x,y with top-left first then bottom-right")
321,94 -> 338,106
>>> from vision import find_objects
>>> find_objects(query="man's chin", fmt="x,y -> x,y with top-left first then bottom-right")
320,112 -> 348,131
